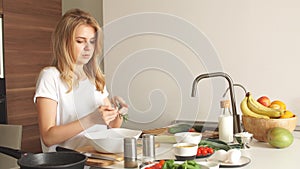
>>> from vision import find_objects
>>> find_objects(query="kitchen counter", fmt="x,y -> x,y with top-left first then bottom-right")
233,131 -> 300,169
87,131 -> 300,169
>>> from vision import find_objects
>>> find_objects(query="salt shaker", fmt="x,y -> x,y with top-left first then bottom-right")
142,134 -> 155,163
124,137 -> 138,168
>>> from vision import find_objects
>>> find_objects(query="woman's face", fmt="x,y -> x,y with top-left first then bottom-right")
74,24 -> 96,65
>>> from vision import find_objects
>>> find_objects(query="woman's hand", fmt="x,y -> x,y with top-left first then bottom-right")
110,96 -> 129,109
110,96 -> 129,121
98,105 -> 119,126
100,97 -> 123,128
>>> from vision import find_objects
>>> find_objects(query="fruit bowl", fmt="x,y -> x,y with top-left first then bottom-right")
242,115 -> 297,142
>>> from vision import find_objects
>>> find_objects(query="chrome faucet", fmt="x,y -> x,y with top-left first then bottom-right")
191,72 -> 242,134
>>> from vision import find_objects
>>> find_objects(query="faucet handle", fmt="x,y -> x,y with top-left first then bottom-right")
222,83 -> 247,98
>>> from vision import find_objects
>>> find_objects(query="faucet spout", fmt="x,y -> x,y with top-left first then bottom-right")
191,72 -> 242,134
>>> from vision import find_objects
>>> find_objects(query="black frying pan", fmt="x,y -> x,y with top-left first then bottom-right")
0,146 -> 87,169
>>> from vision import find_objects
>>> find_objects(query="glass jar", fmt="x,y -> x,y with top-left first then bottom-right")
218,100 -> 234,142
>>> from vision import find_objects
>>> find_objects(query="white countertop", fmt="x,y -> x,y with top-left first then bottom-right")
229,131 -> 300,169
90,131 -> 300,169
155,132 -> 300,169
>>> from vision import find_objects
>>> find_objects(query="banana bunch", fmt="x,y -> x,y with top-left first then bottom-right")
240,92 -> 284,119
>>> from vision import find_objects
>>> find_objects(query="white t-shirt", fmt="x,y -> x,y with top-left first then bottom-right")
34,67 -> 108,152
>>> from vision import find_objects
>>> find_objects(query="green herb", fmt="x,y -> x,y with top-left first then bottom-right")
119,113 -> 128,122
162,159 -> 201,169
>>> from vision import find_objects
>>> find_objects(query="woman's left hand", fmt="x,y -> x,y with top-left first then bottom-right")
110,96 -> 129,109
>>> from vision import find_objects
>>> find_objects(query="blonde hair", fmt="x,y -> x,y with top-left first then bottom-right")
51,8 -> 105,93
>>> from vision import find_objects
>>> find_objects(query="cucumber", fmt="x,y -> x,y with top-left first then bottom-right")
168,123 -> 193,134
199,138 -> 242,150
199,139 -> 231,151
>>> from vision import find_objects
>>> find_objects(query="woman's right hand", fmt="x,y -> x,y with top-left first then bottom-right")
98,105 -> 119,126
81,97 -> 123,129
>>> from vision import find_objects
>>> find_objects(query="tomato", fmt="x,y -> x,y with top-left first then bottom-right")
207,147 -> 214,154
198,146 -> 204,151
188,128 -> 196,132
197,147 -> 202,156
159,160 -> 165,166
197,146 -> 214,157
201,149 -> 208,156
155,163 -> 162,169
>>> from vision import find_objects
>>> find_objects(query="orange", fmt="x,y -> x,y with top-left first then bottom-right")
280,110 -> 294,118
269,100 -> 286,111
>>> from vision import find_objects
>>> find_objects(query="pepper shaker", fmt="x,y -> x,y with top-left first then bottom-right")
124,137 -> 138,168
142,134 -> 155,163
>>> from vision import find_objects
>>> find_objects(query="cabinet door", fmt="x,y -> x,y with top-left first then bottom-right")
3,0 -> 61,152
0,0 -> 2,14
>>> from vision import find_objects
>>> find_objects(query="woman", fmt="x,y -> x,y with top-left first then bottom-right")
34,8 -> 125,152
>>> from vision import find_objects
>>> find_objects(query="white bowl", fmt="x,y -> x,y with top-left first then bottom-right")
174,132 -> 202,144
234,132 -> 253,149
84,128 -> 142,153
173,143 -> 198,160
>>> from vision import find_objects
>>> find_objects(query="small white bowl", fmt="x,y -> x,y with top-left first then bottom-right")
174,132 -> 202,144
84,128 -> 142,153
173,143 -> 198,160
234,132 -> 253,149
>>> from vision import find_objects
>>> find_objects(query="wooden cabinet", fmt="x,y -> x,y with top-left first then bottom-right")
0,0 -> 2,14
3,0 -> 61,152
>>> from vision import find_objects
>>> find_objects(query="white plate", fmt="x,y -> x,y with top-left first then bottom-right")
140,161 -> 210,169
207,156 -> 251,168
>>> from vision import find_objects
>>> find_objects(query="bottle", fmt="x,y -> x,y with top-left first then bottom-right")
218,100 -> 234,143
124,137 -> 138,168
142,134 -> 155,163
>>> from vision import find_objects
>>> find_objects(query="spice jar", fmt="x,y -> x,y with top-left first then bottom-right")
142,134 -> 155,163
124,137 -> 138,168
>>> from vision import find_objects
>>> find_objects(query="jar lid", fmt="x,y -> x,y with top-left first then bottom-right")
220,100 -> 231,108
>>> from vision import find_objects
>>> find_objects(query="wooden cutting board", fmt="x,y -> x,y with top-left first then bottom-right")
76,141 -> 160,167
76,146 -> 123,167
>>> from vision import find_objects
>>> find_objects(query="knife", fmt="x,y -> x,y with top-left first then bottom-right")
82,152 -> 118,161
56,146 -> 117,161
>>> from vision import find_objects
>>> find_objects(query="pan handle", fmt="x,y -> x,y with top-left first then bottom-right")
56,146 -> 78,153
0,146 -> 26,159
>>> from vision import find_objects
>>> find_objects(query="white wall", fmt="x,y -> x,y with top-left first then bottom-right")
102,0 -> 300,129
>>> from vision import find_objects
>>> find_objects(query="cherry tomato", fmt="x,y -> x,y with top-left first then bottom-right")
155,163 -> 162,169
197,147 -> 202,156
207,147 -> 214,154
188,128 -> 196,132
159,160 -> 165,166
198,146 -> 204,151
197,146 -> 214,157
201,149 -> 208,156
